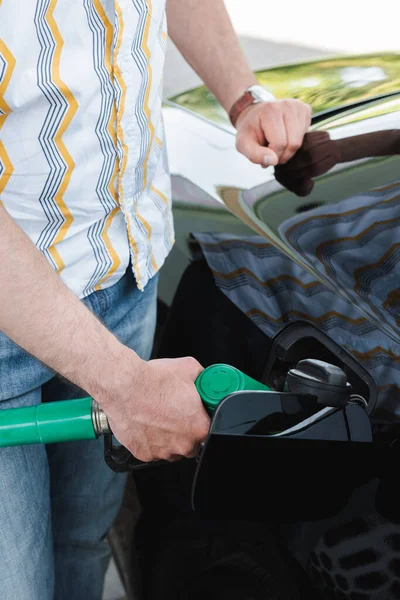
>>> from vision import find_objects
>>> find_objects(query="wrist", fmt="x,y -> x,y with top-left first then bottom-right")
222,76 -> 258,115
234,103 -> 259,130
228,84 -> 276,128
85,340 -> 145,410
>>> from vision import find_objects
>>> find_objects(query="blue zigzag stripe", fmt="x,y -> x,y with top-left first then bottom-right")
83,0 -> 119,294
34,0 -> 69,267
132,0 -> 159,276
212,271 -> 326,299
0,54 -> 6,91
286,186 -> 400,250
318,215 -> 400,277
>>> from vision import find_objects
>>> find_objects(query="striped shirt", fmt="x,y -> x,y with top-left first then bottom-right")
0,0 -> 174,297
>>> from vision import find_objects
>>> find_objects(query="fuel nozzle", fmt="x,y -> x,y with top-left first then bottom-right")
286,359 -> 352,409
195,364 -> 272,413
0,365 -> 269,449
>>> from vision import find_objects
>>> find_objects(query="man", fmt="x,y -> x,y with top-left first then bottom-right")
0,1 -> 311,598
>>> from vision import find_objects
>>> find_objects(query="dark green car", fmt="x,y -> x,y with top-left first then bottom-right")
111,52 -> 400,600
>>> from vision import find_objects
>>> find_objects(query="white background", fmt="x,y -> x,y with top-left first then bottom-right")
225,0 -> 399,53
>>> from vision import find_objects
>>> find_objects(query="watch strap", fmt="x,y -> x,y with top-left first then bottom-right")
229,91 -> 257,128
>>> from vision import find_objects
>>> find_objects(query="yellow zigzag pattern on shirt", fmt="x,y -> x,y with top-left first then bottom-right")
114,1 -> 142,288
0,39 -> 16,202
45,0 -> 78,274
142,3 -> 173,254
137,0 -> 158,272
92,0 -> 121,290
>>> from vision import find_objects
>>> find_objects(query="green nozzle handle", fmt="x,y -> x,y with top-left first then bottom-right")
196,363 -> 271,413
0,364 -> 270,447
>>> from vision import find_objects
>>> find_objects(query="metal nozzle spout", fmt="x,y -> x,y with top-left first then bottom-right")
91,400 -> 111,436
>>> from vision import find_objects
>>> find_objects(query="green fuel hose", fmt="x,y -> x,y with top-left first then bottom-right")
0,364 -> 271,448
0,397 -> 97,447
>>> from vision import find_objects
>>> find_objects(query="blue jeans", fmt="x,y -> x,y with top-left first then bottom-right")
0,268 -> 158,600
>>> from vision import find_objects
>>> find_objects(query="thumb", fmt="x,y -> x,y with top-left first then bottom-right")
236,132 -> 279,167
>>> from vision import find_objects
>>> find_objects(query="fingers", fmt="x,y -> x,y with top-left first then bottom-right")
280,110 -> 305,164
236,99 -> 312,167
260,110 -> 288,164
157,436 -> 204,462
236,129 -> 279,167
265,100 -> 311,164
107,355 -> 211,465
174,356 -> 211,444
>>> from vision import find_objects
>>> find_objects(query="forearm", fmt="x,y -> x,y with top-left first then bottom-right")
0,205 -> 140,404
166,0 -> 257,114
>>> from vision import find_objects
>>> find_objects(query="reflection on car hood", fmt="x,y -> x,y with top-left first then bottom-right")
166,52 -> 400,131
236,95 -> 400,345
164,79 -> 400,345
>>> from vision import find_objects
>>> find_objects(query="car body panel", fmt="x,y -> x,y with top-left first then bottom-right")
235,95 -> 400,338
159,53 -> 400,422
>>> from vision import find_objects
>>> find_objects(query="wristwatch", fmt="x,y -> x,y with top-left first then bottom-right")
229,84 -> 276,128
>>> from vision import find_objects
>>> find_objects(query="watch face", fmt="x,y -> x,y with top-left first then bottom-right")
249,85 -> 275,103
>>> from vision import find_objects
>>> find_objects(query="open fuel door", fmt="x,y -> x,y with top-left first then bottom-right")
192,389 -> 376,523
192,323 -> 392,524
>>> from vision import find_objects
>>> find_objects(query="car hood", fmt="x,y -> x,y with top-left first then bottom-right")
166,52 -> 400,130
163,54 -> 400,346
164,56 -> 400,422
233,95 -> 400,343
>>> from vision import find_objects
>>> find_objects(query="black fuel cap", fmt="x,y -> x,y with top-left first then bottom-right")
286,359 -> 352,408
